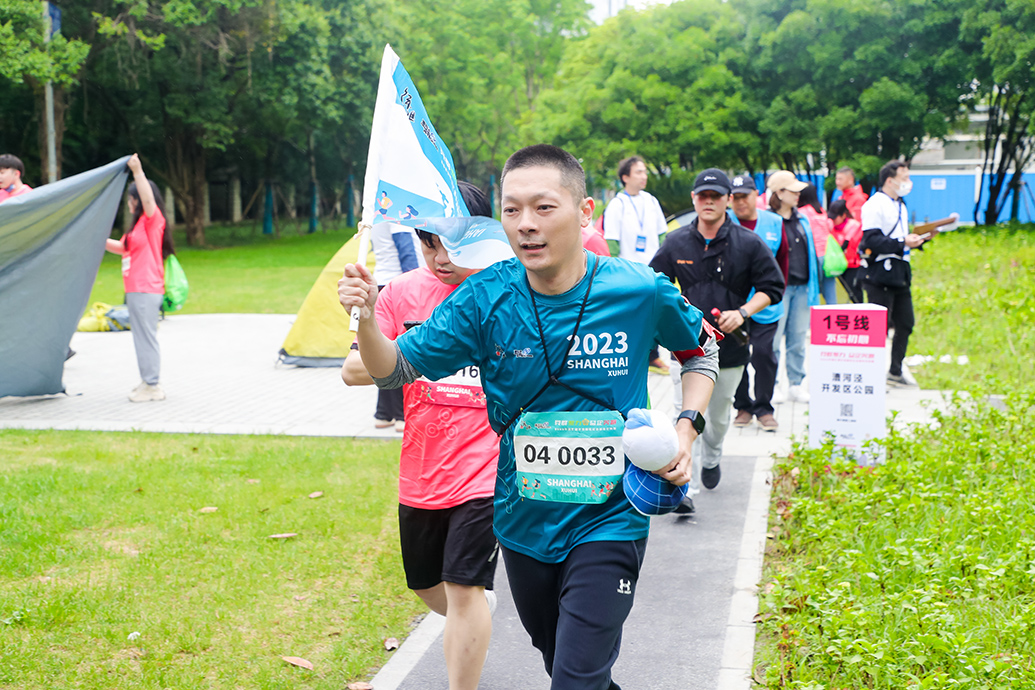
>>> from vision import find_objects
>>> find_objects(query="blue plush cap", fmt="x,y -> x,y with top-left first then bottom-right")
623,462 -> 688,516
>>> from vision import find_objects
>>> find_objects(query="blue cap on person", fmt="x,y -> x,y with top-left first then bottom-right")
621,409 -> 688,516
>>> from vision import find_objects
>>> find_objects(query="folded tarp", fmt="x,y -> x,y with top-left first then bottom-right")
0,157 -> 130,397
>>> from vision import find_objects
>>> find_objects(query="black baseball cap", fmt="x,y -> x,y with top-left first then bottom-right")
730,174 -> 757,194
693,168 -> 731,195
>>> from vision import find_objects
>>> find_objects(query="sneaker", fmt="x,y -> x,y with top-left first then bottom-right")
701,464 -> 721,490
374,418 -> 394,429
887,372 -> 917,387
394,420 -> 406,433
772,386 -> 786,404
673,495 -> 695,514
757,413 -> 778,432
787,384 -> 810,403
648,358 -> 670,375
129,383 -> 165,403
733,410 -> 753,427
484,589 -> 498,617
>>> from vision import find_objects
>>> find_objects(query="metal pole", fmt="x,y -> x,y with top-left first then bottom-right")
42,2 -> 57,183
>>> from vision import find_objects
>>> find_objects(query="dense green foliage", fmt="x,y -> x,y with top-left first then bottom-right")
3,0 -> 1035,231
0,431 -> 419,689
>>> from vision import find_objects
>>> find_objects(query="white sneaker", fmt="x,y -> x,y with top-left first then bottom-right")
129,383 -> 166,403
485,589 -> 497,616
394,420 -> 406,433
771,385 -> 786,404
787,384 -> 810,403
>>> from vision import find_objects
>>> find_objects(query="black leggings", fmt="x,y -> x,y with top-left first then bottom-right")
502,539 -> 646,690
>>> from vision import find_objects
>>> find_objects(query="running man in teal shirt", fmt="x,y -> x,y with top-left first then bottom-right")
338,145 -> 718,689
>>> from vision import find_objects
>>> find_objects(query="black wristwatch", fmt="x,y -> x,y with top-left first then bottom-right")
738,307 -> 748,320
676,409 -> 706,435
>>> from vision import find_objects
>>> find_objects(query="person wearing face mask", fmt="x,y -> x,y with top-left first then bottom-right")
859,160 -> 927,386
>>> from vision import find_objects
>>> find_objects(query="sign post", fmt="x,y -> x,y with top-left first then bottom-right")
808,304 -> 888,464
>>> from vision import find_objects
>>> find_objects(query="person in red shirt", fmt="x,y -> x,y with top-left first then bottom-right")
797,183 -> 838,304
104,154 -> 174,402
827,199 -> 864,303
835,166 -> 869,224
0,154 -> 33,202
340,181 -> 498,690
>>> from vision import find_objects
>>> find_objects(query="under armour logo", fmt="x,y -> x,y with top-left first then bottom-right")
617,579 -> 632,595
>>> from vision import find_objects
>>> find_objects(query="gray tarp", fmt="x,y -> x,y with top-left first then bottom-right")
0,157 -> 130,397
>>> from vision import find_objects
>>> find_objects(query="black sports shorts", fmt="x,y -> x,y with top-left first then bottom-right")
398,496 -> 498,591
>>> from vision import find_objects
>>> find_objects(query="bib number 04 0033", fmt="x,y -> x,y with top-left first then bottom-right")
514,410 -> 625,505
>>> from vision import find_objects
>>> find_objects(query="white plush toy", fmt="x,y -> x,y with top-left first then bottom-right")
622,408 -> 680,471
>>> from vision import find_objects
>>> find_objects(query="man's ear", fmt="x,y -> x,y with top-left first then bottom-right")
579,197 -> 595,228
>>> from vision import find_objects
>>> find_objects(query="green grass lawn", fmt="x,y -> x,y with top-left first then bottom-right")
88,221 -> 357,315
908,226 -> 1035,393
0,431 -> 422,689
755,226 -> 1035,688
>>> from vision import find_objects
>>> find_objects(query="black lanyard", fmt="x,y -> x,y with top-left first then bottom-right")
498,254 -> 616,436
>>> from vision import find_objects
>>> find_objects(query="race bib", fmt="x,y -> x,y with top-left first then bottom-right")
412,365 -> 485,409
514,410 -> 625,504
121,255 -> 131,275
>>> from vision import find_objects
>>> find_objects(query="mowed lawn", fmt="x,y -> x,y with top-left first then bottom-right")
87,222 -> 357,315
0,431 -> 422,689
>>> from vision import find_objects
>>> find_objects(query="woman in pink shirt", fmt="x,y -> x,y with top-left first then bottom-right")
105,154 -> 174,402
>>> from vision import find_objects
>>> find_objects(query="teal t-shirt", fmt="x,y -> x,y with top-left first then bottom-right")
398,253 -> 703,562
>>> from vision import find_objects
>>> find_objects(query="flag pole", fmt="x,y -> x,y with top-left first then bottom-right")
348,221 -> 372,332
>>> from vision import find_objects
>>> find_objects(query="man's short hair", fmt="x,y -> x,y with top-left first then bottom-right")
878,160 -> 908,188
0,154 -> 25,176
501,144 -> 587,203
836,166 -> 855,180
616,155 -> 645,184
416,180 -> 492,249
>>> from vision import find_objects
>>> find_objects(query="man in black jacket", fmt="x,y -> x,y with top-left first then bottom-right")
650,169 -> 784,510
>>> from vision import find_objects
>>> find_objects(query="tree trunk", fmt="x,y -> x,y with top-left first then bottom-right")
163,127 -> 207,246
34,85 -> 67,182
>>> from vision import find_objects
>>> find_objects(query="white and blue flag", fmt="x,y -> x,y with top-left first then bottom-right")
360,45 -> 513,271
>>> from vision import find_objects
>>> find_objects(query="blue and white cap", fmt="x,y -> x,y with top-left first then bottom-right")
622,462 -> 689,516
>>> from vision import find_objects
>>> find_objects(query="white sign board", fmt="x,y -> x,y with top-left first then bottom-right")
930,178 -> 947,191
808,304 -> 888,464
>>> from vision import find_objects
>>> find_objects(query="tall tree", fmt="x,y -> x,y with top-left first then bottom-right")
0,0 -> 90,179
526,0 -> 758,185
963,0 -> 1035,224
394,0 -> 592,188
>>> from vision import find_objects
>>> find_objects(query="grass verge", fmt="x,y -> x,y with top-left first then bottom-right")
0,430 -> 421,690
755,226 -> 1035,688
755,395 -> 1035,688
907,225 -> 1035,392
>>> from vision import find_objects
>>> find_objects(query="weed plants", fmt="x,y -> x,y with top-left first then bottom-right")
757,393 -> 1035,688
756,226 -> 1035,687
0,430 -> 420,689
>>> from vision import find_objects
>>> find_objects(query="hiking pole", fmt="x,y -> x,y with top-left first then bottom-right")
349,221 -> 373,333
837,273 -> 862,303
